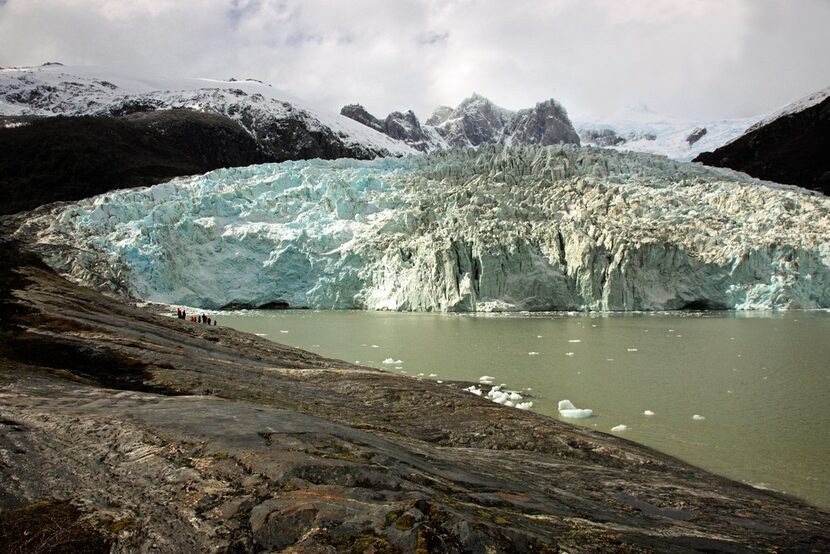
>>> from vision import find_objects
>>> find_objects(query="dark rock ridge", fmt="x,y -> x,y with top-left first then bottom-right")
1,233 -> 829,552
686,127 -> 707,146
0,110 -> 274,215
340,104 -> 440,152
695,95 -> 830,195
342,94 -> 581,151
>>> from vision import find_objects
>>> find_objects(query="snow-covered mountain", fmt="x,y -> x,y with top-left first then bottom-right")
341,94 -> 580,152
0,63 -> 415,159
739,85 -> 830,139
15,146 -> 830,312
694,85 -> 830,195
573,111 -> 759,162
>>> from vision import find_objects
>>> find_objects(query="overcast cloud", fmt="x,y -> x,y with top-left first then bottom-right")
1,0 -> 828,121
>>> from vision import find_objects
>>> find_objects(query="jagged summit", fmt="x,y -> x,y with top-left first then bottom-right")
339,103 -> 443,152
342,93 -> 580,152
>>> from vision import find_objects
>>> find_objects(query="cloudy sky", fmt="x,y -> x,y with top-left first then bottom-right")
1,0 -> 828,121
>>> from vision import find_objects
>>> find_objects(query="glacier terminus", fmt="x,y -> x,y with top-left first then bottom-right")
17,145 -> 830,312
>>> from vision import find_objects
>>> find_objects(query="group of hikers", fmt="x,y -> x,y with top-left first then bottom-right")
176,307 -> 217,326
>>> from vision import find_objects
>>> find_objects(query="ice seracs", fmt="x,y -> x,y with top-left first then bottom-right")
16,145 -> 830,313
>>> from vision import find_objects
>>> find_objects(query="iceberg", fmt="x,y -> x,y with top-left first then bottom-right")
15,145 -> 830,312
558,399 -> 593,419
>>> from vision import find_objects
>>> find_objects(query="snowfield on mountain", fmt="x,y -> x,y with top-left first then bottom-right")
16,145 -> 830,312
0,63 -> 415,158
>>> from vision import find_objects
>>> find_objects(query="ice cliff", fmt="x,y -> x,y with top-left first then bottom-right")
16,146 -> 830,311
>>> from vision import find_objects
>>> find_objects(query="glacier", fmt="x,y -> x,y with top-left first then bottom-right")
15,145 -> 830,312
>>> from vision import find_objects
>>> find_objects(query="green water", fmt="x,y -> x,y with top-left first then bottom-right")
212,309 -> 830,509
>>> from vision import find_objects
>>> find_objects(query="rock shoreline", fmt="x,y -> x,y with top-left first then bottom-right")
1,237 -> 829,552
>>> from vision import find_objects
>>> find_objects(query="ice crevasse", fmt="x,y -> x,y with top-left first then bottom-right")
18,145 -> 830,311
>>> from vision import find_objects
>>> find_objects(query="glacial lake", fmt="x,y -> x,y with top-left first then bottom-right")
211,309 -> 830,509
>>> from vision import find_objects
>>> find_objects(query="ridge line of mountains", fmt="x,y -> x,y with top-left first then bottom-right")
1,63 -> 827,216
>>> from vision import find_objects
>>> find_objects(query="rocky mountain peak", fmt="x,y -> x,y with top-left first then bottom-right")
340,104 -> 442,152
339,103 -> 384,133
425,105 -> 454,126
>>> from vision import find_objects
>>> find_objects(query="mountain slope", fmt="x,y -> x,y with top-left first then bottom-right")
694,87 -> 830,195
0,64 -> 415,158
0,110 -> 273,215
14,146 -> 830,312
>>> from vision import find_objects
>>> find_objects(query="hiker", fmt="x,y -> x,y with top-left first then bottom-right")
213,320 -> 217,326
176,307 -> 181,318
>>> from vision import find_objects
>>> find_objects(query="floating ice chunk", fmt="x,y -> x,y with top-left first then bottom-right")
479,375 -> 495,384
558,399 -> 593,419
382,358 -> 403,365
611,424 -> 628,432
371,344 -> 380,348
436,380 -> 443,384
515,401 -> 533,410
312,344 -> 320,347
255,333 -> 268,336
606,358 -> 615,361
568,339 -> 582,343
528,351 -> 539,356
280,330 -> 289,334
428,373 -> 437,377
464,385 -> 483,396
488,388 -> 509,404
643,410 -> 655,416
627,348 -> 638,352
508,392 -> 523,402
417,373 -> 424,377
565,352 -> 575,357
536,335 -> 543,338
692,414 -> 706,420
